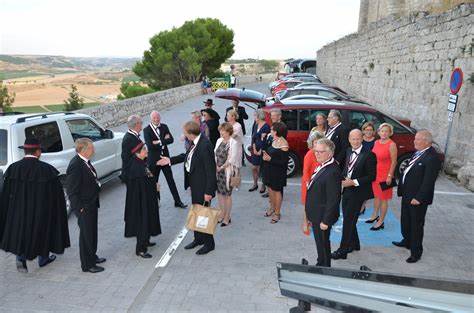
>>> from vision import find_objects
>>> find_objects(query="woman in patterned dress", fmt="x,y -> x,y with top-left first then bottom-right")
214,123 -> 240,227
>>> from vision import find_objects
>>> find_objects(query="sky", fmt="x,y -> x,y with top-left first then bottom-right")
0,0 -> 360,59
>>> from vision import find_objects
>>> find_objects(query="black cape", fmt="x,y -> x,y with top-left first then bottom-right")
124,157 -> 161,239
205,119 -> 220,147
0,158 -> 70,259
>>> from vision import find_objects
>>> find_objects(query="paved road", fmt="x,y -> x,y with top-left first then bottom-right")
0,82 -> 473,312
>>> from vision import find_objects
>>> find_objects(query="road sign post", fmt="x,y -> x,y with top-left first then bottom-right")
444,68 -> 463,157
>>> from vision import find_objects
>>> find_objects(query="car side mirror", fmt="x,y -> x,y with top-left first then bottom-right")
103,129 -> 114,139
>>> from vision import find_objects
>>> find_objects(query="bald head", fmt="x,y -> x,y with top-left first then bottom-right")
414,129 -> 433,151
150,111 -> 161,125
349,128 -> 363,150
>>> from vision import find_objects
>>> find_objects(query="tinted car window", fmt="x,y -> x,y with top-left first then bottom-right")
349,111 -> 382,130
281,109 -> 298,130
309,109 -> 330,128
299,110 -> 310,131
281,90 -> 300,99
0,129 -> 7,165
381,115 -> 411,134
318,90 -> 339,99
25,122 -> 63,153
66,119 -> 104,141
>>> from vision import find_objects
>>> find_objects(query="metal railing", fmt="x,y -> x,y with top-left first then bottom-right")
277,260 -> 474,312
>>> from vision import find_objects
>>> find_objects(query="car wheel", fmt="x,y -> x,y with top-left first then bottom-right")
395,154 -> 411,179
287,152 -> 300,178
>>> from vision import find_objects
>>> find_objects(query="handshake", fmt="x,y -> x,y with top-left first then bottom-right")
156,157 -> 171,166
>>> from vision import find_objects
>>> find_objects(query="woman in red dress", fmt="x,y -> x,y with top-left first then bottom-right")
367,123 -> 397,231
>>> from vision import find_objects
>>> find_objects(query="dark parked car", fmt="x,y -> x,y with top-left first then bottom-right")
277,86 -> 368,104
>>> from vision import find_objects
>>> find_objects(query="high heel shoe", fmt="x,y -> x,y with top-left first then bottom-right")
370,222 -> 384,231
365,216 -> 379,224
248,185 -> 258,192
259,186 -> 266,194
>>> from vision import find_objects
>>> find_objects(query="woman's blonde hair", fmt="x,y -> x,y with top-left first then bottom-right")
227,109 -> 239,121
307,130 -> 325,149
378,122 -> 394,136
218,122 -> 234,136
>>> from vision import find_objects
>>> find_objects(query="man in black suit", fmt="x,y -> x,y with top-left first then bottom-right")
325,109 -> 349,169
393,130 -> 441,263
144,111 -> 186,208
182,121 -> 217,255
121,115 -> 143,183
305,138 -> 341,267
332,129 -> 376,260
66,138 -> 106,273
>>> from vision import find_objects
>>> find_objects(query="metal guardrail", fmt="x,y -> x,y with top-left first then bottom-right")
277,261 -> 474,313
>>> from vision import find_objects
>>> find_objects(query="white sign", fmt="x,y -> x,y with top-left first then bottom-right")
448,94 -> 458,112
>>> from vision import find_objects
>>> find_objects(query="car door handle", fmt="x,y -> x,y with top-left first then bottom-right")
399,145 -> 405,149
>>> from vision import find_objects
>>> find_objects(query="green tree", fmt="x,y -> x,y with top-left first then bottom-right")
134,18 -> 234,90
64,84 -> 84,111
0,81 -> 15,112
117,82 -> 155,100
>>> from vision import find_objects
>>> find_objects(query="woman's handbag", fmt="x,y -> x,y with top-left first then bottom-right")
230,167 -> 241,188
186,201 -> 222,235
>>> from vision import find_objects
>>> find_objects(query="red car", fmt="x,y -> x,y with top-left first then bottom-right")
262,99 -> 436,177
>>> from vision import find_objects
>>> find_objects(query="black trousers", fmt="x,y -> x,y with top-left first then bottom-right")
153,164 -> 181,204
401,201 -> 428,258
312,225 -> 332,267
136,234 -> 149,254
340,194 -> 363,251
194,231 -> 215,249
77,207 -> 98,271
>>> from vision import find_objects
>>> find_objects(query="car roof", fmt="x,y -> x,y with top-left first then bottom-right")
0,112 -> 89,127
289,86 -> 331,91
267,99 -> 375,111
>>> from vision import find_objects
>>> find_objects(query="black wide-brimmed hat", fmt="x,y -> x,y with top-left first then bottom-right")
19,138 -> 41,150
203,99 -> 214,106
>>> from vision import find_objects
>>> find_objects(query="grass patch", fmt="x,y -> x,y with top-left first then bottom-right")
45,102 -> 99,111
10,102 -> 99,114
9,106 -> 48,113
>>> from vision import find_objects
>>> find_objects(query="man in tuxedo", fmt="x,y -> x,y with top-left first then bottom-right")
393,130 -> 441,263
121,115 -> 143,183
144,111 -> 186,208
325,110 -> 349,169
182,121 -> 217,255
305,138 -> 341,267
332,129 -> 376,260
66,138 -> 106,273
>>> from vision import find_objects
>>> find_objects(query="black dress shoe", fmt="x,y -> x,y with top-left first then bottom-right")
365,216 -> 379,224
147,242 -> 156,247
352,246 -> 360,251
175,202 -> 187,209
370,222 -> 384,231
406,256 -> 420,263
83,265 -> 105,273
95,257 -> 106,264
248,185 -> 258,192
16,260 -> 28,273
392,241 -> 409,249
196,246 -> 214,255
184,241 -> 202,250
136,252 -> 152,259
39,255 -> 57,267
331,250 -> 347,260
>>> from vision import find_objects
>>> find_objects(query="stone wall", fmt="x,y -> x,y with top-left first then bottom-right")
77,73 -> 274,128
317,4 -> 474,189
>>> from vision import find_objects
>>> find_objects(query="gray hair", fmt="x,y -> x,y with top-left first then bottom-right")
417,129 -> 433,144
150,110 -> 160,119
75,138 -> 93,153
328,109 -> 342,121
127,115 -> 142,129
255,109 -> 266,121
316,138 -> 335,154
307,130 -> 325,149
190,110 -> 202,118
270,108 -> 282,116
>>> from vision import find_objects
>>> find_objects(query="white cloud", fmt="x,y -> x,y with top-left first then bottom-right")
0,0 -> 360,59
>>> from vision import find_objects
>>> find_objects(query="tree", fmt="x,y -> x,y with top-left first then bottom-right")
260,60 -> 279,72
64,85 -> 84,111
0,81 -> 15,112
134,18 -> 234,90
117,82 -> 155,100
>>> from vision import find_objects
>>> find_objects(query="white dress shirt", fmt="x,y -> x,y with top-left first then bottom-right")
185,134 -> 200,173
347,145 -> 363,186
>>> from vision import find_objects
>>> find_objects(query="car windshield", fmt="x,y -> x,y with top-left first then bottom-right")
0,129 -> 7,166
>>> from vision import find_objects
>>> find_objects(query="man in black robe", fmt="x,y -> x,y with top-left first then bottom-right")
0,138 -> 70,273
121,115 -> 143,183
124,142 -> 162,258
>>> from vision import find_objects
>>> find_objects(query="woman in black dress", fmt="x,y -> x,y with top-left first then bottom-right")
248,109 -> 270,192
262,122 -> 289,224
202,109 -> 220,148
124,143 -> 161,258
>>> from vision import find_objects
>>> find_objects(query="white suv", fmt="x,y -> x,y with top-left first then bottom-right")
0,112 -> 124,209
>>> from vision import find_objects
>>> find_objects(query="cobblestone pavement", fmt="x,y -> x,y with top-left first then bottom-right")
0,82 -> 473,312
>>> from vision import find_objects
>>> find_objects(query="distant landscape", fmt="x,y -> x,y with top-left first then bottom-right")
0,54 -> 139,112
